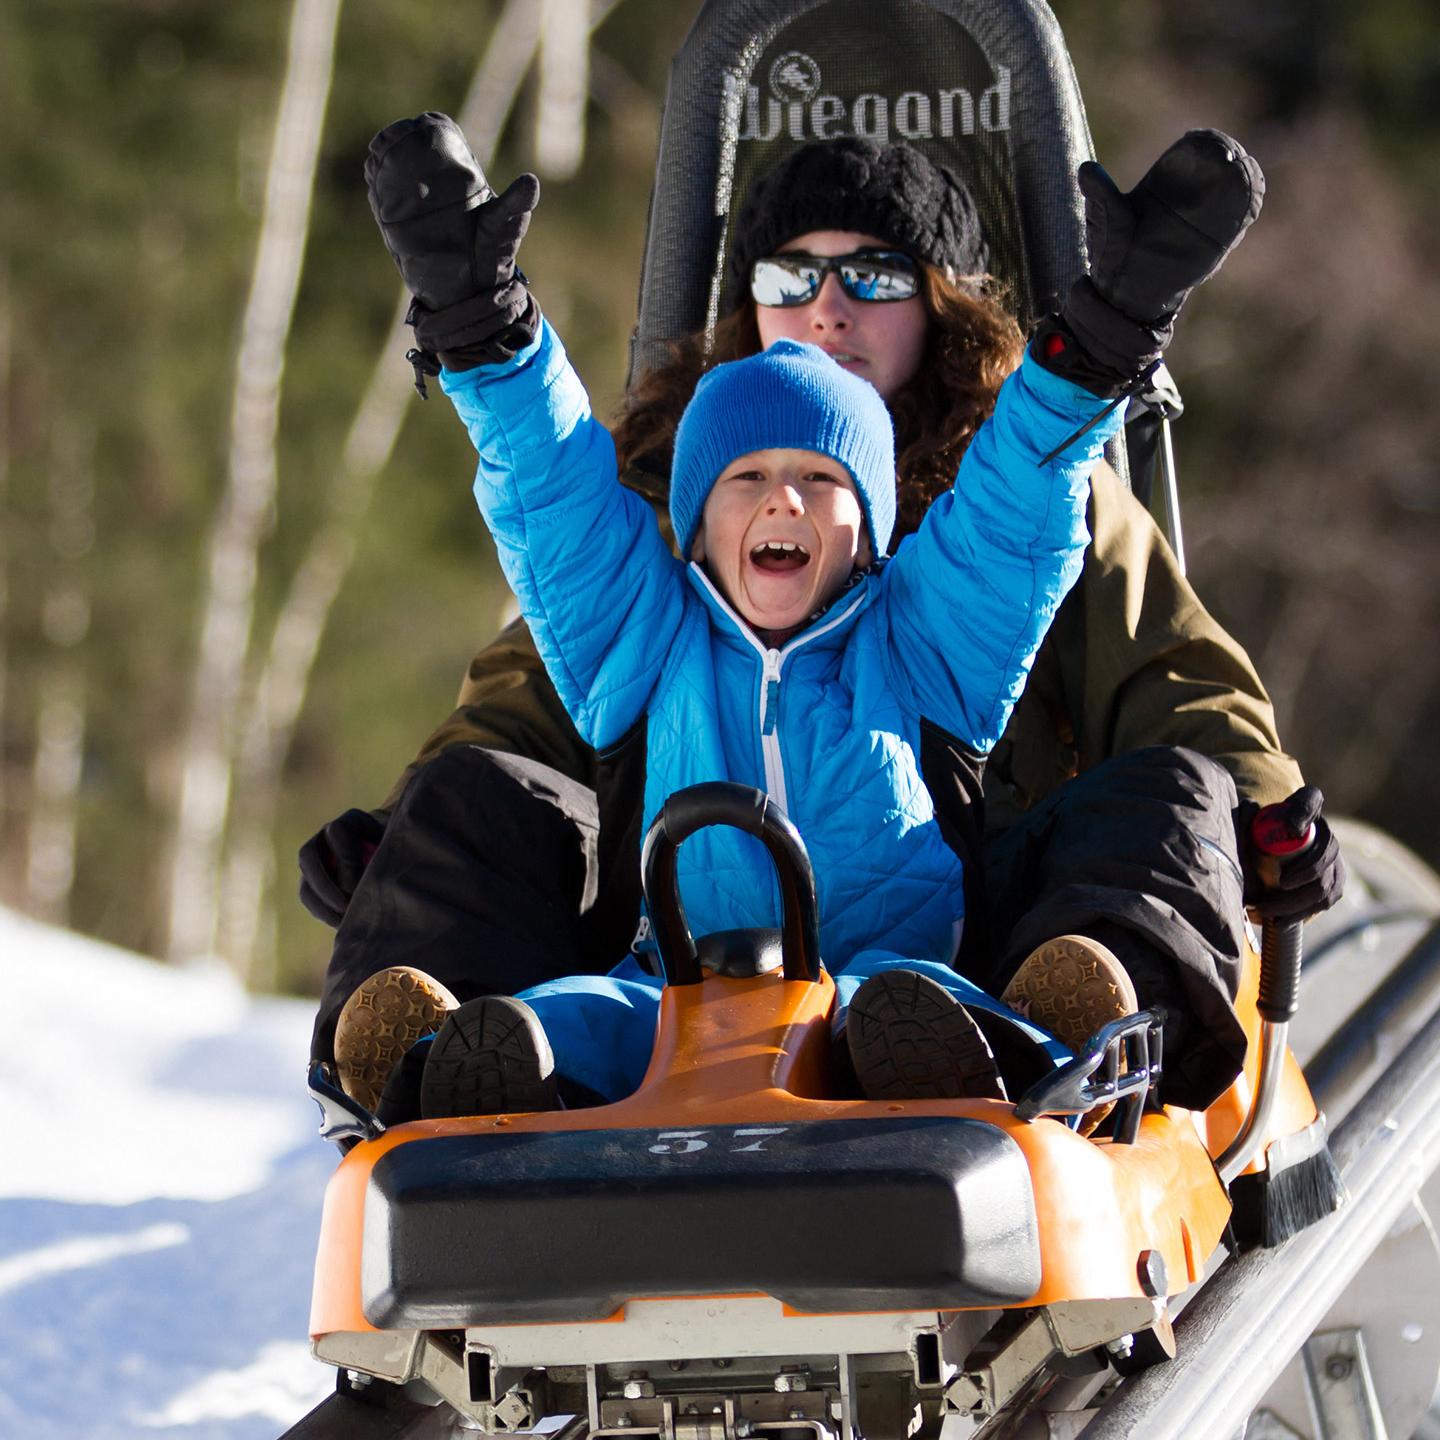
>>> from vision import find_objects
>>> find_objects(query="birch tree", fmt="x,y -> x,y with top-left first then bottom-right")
218,0 -> 548,983
0,263 -> 10,842
166,0 -> 342,963
220,0 -> 628,984
24,422 -> 94,925
536,0 -> 592,181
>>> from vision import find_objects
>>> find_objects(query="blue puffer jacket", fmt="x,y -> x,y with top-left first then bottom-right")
441,321 -> 1122,972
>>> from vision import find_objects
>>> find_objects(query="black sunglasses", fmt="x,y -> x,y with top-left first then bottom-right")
750,249 -> 921,308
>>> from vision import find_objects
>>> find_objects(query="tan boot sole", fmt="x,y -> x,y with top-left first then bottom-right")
1001,936 -> 1139,1134
333,966 -> 458,1113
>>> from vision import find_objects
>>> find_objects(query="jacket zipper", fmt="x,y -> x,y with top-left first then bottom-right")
759,647 -> 788,812
688,564 -> 867,816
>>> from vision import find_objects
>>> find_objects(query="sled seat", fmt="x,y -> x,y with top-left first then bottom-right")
361,1115 -> 1041,1326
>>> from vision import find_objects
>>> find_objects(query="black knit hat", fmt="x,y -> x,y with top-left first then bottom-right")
725,138 -> 988,312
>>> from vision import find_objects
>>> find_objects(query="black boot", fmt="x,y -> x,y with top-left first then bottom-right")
841,971 -> 1006,1102
420,996 -> 560,1119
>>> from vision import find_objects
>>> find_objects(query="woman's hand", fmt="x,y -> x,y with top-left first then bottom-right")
298,807 -> 388,927
1235,785 -> 1347,922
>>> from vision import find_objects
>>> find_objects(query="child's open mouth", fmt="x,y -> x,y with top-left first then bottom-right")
749,540 -> 810,574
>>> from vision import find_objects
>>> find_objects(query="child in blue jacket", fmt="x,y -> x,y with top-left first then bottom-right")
331,118 -> 1264,1119
418,328 -> 1110,1109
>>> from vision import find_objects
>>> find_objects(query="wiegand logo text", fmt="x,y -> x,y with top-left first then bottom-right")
728,51 -> 1011,146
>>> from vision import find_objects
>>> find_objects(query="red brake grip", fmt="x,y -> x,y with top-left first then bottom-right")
1251,807 -> 1315,857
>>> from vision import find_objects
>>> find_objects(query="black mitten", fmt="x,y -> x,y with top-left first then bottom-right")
1036,129 -> 1264,395
1235,785 -> 1346,922
298,807 -> 388,927
365,112 -> 541,382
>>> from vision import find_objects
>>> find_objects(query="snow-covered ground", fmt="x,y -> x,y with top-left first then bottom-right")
0,906 -> 335,1439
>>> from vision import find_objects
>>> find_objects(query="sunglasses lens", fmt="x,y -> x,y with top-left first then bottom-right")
750,257 -> 822,307
751,252 -> 921,307
839,254 -> 919,302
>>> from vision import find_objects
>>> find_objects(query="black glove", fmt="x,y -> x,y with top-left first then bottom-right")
1036,129 -> 1265,395
365,112 -> 541,381
1235,785 -> 1346,922
298,807 -> 388,927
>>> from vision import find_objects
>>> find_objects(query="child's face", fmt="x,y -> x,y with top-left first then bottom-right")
693,448 -> 872,643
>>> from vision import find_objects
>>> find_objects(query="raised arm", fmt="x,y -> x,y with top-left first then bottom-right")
889,130 -> 1267,754
440,321 -> 685,750
883,355 -> 1118,747
365,111 -> 684,750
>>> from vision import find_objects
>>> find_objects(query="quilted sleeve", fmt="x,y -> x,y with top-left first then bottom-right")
439,321 -> 684,750
883,353 -> 1122,752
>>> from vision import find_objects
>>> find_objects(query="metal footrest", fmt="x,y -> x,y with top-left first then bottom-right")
1015,1008 -> 1165,1142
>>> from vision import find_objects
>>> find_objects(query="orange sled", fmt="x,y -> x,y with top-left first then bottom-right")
291,784 -> 1341,1439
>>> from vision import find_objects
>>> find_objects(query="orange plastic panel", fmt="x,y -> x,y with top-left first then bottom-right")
311,965 -> 1245,1336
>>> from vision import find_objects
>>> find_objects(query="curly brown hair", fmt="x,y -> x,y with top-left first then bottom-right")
611,266 -> 1025,547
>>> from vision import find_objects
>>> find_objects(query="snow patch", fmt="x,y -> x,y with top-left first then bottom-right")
0,906 -> 335,1437
2,904 -> 316,1203
135,1341 -> 326,1429
0,1221 -> 189,1296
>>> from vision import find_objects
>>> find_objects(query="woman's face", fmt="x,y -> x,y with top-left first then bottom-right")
753,230 -> 930,401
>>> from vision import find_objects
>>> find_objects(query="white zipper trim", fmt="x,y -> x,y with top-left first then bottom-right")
688,563 -> 867,814
759,647 -> 787,812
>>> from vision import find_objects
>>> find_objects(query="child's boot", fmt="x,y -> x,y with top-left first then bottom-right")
333,966 -> 458,1112
420,995 -> 559,1119
1001,935 -> 1138,1133
844,970 -> 1007,1102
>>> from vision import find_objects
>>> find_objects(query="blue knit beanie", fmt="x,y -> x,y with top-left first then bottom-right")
670,340 -> 896,560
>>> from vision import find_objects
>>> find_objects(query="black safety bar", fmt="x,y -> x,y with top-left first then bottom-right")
640,782 -> 822,986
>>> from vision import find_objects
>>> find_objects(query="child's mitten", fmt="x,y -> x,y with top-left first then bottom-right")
365,112 -> 541,382
1036,130 -> 1264,395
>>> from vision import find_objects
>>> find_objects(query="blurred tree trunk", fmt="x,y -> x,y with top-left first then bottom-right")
536,0 -> 591,180
218,0 -> 549,986
166,0 -> 342,964
24,422 -> 94,925
0,262 -> 10,838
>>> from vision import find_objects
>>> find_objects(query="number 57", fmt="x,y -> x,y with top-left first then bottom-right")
647,1127 -> 788,1156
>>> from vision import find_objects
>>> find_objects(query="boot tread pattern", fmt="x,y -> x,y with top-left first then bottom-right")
333,966 -> 458,1113
421,996 -> 558,1119
847,970 -> 1007,1101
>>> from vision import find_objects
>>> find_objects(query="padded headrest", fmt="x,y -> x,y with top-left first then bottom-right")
631,0 -> 1096,381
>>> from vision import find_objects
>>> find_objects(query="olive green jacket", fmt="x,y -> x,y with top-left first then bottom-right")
383,461 -> 1302,821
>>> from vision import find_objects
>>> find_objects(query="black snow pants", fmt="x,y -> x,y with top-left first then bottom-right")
974,745 -> 1249,1110
310,746 -> 633,1069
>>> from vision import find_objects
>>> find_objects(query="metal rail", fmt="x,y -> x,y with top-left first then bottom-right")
1077,988 -> 1440,1440
1305,918 -> 1440,1114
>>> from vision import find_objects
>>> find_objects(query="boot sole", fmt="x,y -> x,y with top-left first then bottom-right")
1001,936 -> 1138,1135
333,966 -> 458,1113
846,970 -> 1006,1101
1000,935 -> 1138,1053
421,996 -> 558,1119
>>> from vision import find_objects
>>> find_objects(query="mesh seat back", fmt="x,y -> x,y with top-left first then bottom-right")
632,0 -> 1095,376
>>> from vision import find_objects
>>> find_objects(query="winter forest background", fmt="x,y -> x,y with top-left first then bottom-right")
2,0 -> 1438,999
